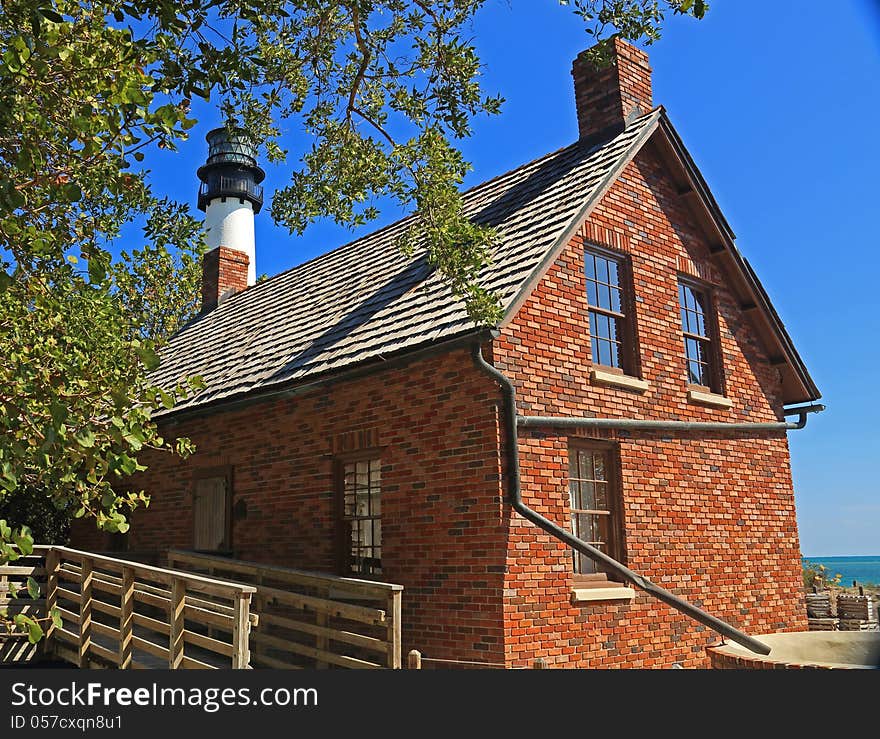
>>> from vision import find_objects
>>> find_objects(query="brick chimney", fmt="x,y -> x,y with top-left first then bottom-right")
571,37 -> 653,140
201,246 -> 249,312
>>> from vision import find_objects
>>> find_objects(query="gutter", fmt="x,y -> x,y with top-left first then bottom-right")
471,341 -> 823,656
518,404 -> 824,433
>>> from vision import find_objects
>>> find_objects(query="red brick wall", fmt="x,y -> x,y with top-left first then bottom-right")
493,143 -> 808,667
72,349 -> 508,663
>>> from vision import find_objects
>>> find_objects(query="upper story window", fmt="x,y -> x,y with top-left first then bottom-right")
677,279 -> 722,392
584,247 -> 637,375
568,443 -> 624,584
337,455 -> 382,577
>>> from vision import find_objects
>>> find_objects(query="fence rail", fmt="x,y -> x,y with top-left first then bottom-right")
167,550 -> 403,669
43,546 -> 255,669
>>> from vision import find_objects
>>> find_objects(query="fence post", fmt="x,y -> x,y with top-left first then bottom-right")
388,590 -> 402,669
231,591 -> 251,669
407,649 -> 422,670
44,549 -> 59,641
169,577 -> 185,669
119,566 -> 135,669
252,587 -> 264,666
315,584 -> 329,669
78,557 -> 93,668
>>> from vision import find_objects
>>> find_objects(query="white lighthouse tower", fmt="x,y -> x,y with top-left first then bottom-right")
196,127 -> 265,286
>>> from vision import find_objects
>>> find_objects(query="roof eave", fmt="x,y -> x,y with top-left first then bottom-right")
654,113 -> 820,404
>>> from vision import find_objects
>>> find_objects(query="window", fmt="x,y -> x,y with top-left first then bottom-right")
584,248 -> 637,374
568,444 -> 623,583
192,467 -> 232,552
677,280 -> 722,392
337,456 -> 382,577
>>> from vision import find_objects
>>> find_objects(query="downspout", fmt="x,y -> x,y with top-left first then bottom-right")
471,342 -> 824,656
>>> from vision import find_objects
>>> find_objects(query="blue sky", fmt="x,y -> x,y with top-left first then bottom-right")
140,1 -> 880,556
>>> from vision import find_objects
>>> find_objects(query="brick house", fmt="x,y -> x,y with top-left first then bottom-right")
73,39 -> 821,668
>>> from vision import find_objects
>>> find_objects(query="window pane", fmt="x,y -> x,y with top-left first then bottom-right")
593,482 -> 608,510
597,256 -> 609,284
585,253 -> 596,281
607,259 -> 619,287
610,285 -> 622,313
599,338 -> 612,367
579,449 -> 593,479
592,452 -> 606,481
687,359 -> 702,385
581,482 -> 596,510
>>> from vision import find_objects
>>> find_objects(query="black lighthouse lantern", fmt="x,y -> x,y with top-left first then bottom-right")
196,127 -> 265,213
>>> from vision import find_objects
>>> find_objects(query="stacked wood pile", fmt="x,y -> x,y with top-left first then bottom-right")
805,592 -> 838,631
836,594 -> 878,632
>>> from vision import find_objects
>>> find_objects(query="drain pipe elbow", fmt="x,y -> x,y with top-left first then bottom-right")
783,403 -> 825,430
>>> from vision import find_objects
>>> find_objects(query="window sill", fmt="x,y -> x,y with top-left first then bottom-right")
590,368 -> 649,393
571,586 -> 636,603
687,388 -> 733,409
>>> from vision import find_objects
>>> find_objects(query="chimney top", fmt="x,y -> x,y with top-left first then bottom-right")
571,37 -> 653,141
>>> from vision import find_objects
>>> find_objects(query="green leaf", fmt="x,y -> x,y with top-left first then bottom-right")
14,533 -> 33,556
135,346 -> 160,371
26,576 -> 40,600
60,182 -> 81,201
158,388 -> 174,409
51,607 -> 63,629
88,257 -> 106,284
75,429 -> 95,448
27,619 -> 44,644
38,8 -> 64,23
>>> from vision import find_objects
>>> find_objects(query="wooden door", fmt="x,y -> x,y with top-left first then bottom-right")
193,475 -> 229,551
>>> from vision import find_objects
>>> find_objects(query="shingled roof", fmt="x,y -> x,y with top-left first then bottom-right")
153,109 -> 663,415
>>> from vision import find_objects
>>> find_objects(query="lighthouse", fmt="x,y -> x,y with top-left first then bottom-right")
196,127 -> 264,302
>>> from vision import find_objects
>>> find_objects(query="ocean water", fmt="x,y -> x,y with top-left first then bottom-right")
802,556 -> 880,587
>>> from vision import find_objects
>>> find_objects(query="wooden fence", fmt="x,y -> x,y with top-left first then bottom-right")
44,546 -> 256,669
168,550 -> 403,669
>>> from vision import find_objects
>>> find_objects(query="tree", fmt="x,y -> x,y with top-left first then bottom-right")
0,1 -> 707,640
